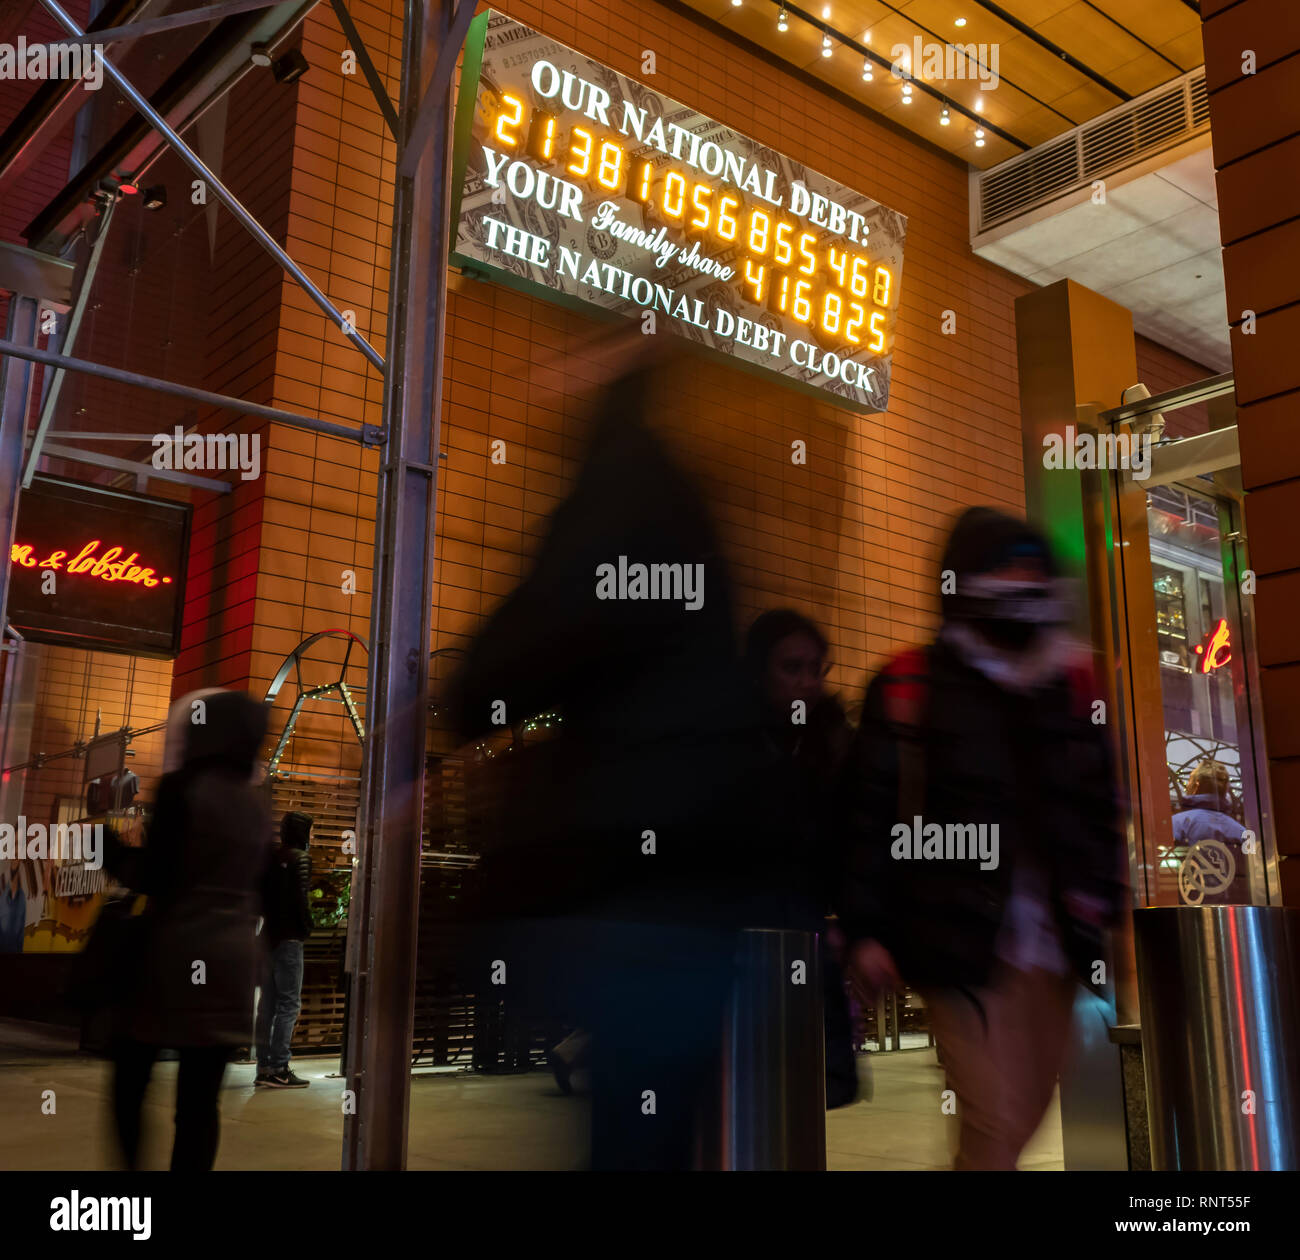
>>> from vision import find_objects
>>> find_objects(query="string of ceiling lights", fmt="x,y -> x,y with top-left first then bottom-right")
726,0 -> 1031,152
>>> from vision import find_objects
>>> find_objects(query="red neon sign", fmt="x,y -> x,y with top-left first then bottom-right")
10,540 -> 174,588
1193,617 -> 1231,674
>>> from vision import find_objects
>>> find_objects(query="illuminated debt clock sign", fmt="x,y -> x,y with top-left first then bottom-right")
450,12 -> 907,412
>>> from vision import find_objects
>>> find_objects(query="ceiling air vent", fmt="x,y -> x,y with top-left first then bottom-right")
976,67 -> 1209,235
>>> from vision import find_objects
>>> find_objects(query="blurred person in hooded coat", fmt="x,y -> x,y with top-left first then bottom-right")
448,336 -> 772,1170
107,688 -> 272,1170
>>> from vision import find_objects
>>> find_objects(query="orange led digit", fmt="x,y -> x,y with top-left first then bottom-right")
767,273 -> 791,316
874,267 -> 893,307
596,140 -> 624,190
663,171 -> 687,217
821,291 -> 843,336
845,302 -> 866,345
567,126 -> 594,178
828,246 -> 847,288
526,112 -> 558,161
868,311 -> 886,352
792,279 -> 812,323
716,195 -> 739,241
797,233 -> 816,277
690,183 -> 713,231
743,259 -> 766,304
496,94 -> 525,148
774,222 -> 794,267
748,209 -> 771,255
850,255 -> 870,298
629,159 -> 654,203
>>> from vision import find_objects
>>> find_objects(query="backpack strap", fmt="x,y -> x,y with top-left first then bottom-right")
879,646 -> 929,821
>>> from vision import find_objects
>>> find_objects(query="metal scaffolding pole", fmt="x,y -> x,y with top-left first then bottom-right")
342,0 -> 453,1171
21,193 -> 118,487
37,0 -> 386,373
0,297 -> 39,635
0,338 -> 378,445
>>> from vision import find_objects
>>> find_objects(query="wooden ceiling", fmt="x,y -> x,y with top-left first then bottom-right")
680,0 -> 1205,168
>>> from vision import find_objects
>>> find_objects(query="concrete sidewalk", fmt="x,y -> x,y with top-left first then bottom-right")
0,1044 -> 1064,1170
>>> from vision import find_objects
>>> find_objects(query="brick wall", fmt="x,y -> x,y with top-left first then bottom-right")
1202,0 -> 1300,901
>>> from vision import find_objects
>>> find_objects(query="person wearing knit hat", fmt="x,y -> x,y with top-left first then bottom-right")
839,506 -> 1126,1171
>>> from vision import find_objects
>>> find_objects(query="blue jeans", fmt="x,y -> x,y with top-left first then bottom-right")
255,939 -> 304,1074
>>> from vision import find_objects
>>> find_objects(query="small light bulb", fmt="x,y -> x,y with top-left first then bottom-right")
975,127 -> 984,138
940,106 -> 950,125
822,3 -> 831,17
975,97 -> 984,112
822,34 -> 832,57
975,137 -> 986,147
777,8 -> 788,30
902,93 -> 912,105
731,0 -> 741,6
955,16 -> 967,27
902,81 -> 912,95
862,59 -> 873,81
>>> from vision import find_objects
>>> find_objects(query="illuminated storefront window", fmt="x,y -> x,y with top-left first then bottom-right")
1145,482 -> 1267,907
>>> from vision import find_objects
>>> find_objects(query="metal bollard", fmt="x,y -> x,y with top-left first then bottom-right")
1134,906 -> 1300,1170
712,927 -> 826,1171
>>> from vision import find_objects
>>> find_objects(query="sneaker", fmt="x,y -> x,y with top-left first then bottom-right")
264,1069 -> 309,1089
253,1072 -> 274,1088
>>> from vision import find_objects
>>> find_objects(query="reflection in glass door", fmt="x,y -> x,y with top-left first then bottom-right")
1145,482 -> 1271,906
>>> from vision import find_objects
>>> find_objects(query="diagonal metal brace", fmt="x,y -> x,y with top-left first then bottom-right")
329,0 -> 399,140
45,0 -> 281,49
37,0 -> 387,375
397,0 -> 476,179
21,194 -> 118,488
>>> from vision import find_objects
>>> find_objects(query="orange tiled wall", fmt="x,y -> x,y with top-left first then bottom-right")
1202,0 -> 1300,902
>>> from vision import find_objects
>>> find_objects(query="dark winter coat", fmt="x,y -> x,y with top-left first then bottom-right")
129,692 -> 272,1047
840,637 -> 1126,991
448,366 -> 767,931
262,812 -> 313,946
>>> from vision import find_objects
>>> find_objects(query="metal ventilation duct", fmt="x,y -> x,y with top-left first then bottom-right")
975,68 -> 1210,235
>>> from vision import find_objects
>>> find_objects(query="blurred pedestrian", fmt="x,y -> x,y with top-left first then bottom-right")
255,811 -> 314,1089
743,609 -> 858,1107
449,340 -> 760,1170
841,507 -> 1126,1169
108,689 -> 271,1170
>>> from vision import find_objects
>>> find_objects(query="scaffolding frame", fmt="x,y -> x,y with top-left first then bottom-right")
0,0 -> 460,1169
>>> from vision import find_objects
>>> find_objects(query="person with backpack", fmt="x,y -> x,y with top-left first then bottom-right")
840,507 -> 1126,1170
255,811 -> 314,1089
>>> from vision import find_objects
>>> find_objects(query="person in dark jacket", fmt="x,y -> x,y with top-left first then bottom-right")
110,689 -> 272,1171
254,811 -> 314,1088
841,507 -> 1126,1170
744,609 -> 858,1108
449,341 -> 764,1170
1172,760 -> 1248,904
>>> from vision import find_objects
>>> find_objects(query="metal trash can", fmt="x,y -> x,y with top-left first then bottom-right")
710,927 -> 826,1170
1134,906 -> 1300,1170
